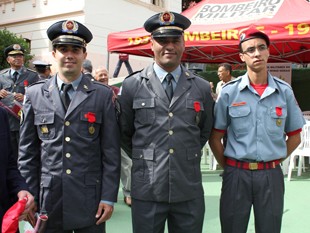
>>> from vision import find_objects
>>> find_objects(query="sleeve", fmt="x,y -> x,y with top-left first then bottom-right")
100,88 -> 121,202
18,90 -> 41,201
118,78 -> 136,157
198,81 -> 214,148
1,108 -> 29,197
284,88 -> 306,132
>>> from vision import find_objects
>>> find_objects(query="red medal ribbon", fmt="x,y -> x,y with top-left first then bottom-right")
276,106 -> 282,116
194,101 -> 201,112
24,80 -> 29,87
84,112 -> 96,123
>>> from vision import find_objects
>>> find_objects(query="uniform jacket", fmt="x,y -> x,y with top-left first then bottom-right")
0,107 -> 28,226
18,75 -> 121,230
0,67 -> 39,131
119,64 -> 214,203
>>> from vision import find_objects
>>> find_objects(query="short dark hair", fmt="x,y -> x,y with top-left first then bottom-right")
82,59 -> 93,73
218,63 -> 232,74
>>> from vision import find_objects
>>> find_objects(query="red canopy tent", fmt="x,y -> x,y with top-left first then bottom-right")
108,0 -> 310,64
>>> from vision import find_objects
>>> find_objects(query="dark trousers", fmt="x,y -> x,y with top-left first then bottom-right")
113,60 -> 133,78
10,130 -> 19,161
220,165 -> 284,233
131,197 -> 205,233
45,223 -> 105,233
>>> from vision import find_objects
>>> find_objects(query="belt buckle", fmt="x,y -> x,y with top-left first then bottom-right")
249,162 -> 258,170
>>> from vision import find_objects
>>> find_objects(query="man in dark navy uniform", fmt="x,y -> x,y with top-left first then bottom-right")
119,11 -> 214,233
0,106 -> 34,228
0,44 -> 39,161
18,20 -> 120,233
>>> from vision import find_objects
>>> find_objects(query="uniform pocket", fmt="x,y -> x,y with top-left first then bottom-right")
34,113 -> 55,139
79,111 -> 102,138
187,147 -> 202,182
183,98 -> 204,126
133,98 -> 155,125
228,105 -> 251,135
132,148 -> 154,183
85,173 -> 101,214
266,106 -> 287,136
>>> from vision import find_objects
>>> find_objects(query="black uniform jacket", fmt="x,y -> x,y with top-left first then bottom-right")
119,65 -> 214,203
0,107 -> 28,226
18,75 -> 121,230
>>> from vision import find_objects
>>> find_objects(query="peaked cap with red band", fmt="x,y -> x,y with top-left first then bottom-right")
144,11 -> 191,38
47,20 -> 93,47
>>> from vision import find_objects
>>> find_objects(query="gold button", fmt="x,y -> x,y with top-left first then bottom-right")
169,112 -> 173,117
141,102 -> 145,106
169,149 -> 174,154
65,137 -> 70,142
65,121 -> 70,126
139,154 -> 143,158
169,130 -> 173,135
66,169 -> 71,174
65,153 -> 71,158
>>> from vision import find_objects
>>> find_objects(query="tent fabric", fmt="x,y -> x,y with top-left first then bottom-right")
107,0 -> 310,64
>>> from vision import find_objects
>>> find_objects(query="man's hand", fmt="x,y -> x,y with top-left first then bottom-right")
17,190 -> 36,221
95,202 -> 114,225
0,89 -> 8,99
14,92 -> 24,102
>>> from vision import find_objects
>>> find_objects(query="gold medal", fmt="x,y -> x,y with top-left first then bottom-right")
89,125 -> 95,134
41,125 -> 49,134
276,119 -> 282,126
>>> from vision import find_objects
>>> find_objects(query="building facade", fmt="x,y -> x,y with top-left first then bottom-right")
0,0 -> 181,76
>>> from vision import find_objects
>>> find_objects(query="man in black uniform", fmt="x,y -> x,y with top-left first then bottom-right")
18,20 -> 120,233
119,11 -> 214,233
0,44 -> 39,160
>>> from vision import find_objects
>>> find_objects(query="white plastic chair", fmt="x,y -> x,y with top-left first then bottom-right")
287,123 -> 310,181
202,143 -> 218,170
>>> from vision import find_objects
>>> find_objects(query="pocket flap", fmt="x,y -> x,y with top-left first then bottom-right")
132,148 -> 154,161
80,111 -> 102,123
34,113 -> 54,126
229,105 -> 250,118
186,99 -> 204,111
85,173 -> 100,185
187,147 -> 202,160
133,98 -> 155,109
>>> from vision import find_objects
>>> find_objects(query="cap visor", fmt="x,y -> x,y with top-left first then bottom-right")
152,29 -> 183,38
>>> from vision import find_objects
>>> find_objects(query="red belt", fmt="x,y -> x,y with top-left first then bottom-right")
226,158 -> 281,170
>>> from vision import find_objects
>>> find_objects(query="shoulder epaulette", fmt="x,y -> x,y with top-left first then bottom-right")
125,70 -> 143,80
0,68 -> 9,75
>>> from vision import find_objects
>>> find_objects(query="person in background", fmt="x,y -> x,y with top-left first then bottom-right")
82,59 -> 94,80
0,106 -> 35,228
18,20 -> 120,233
33,60 -> 52,80
119,11 -> 214,233
94,66 -> 132,207
0,44 -> 39,161
209,28 -> 306,233
112,54 -> 133,78
215,62 -> 235,98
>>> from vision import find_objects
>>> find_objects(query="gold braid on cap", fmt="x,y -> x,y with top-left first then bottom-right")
52,35 -> 86,46
152,26 -> 184,34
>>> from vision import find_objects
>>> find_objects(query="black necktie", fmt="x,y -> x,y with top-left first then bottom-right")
165,73 -> 174,101
61,83 -> 72,110
12,71 -> 18,83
